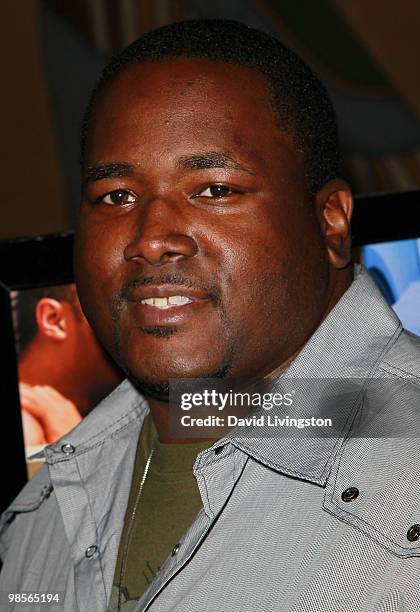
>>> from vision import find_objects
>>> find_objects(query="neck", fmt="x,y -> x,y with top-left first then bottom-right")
147,349 -> 304,444
146,396 -> 217,444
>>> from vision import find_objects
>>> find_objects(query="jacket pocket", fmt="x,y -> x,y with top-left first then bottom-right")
324,435 -> 420,558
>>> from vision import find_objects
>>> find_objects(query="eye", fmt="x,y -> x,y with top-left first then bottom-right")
99,190 -> 136,206
196,184 -> 234,199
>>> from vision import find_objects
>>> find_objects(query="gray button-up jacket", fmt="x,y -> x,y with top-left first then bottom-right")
1,266 -> 420,611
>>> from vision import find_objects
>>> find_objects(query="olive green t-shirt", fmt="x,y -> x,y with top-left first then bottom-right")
108,414 -> 214,611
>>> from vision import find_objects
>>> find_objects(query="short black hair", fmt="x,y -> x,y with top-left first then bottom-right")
81,19 -> 339,197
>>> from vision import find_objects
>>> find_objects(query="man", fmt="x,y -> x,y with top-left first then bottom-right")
1,19 -> 420,612
16,283 -> 123,450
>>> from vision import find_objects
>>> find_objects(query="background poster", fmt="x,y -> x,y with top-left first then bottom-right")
12,282 -> 123,478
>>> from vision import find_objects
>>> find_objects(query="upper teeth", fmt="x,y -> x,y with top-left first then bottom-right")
140,295 -> 192,309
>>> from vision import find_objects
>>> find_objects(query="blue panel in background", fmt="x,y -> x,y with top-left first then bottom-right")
362,239 -> 420,335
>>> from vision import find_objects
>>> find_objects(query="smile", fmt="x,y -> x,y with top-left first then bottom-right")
126,284 -> 213,325
140,295 -> 193,309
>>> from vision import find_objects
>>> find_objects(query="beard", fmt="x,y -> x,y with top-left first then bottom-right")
111,315 -> 235,400
122,344 -> 235,400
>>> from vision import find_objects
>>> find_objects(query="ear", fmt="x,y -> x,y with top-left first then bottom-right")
35,298 -> 68,341
315,179 -> 353,269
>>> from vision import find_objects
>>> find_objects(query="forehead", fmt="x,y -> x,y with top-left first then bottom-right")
86,58 -> 299,170
95,57 -> 273,122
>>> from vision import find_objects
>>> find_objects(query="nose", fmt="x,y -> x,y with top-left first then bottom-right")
123,197 -> 198,266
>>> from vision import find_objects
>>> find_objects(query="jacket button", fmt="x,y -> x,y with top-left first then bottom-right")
407,524 -> 420,542
85,545 -> 98,558
40,485 -> 53,500
61,443 -> 75,454
341,487 -> 359,502
171,542 -> 180,556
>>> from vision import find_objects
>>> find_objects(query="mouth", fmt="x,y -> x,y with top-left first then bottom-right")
139,295 -> 195,309
126,285 -> 212,325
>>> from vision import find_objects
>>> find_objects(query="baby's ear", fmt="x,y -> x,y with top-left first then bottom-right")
35,298 -> 67,341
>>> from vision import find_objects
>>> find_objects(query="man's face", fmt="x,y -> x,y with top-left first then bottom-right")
74,58 -> 331,392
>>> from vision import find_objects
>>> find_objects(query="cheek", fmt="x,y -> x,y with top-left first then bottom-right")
210,229 -> 278,357
218,220 -> 287,302
216,213 -> 325,350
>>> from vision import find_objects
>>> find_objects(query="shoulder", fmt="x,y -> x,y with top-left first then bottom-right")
374,327 -> 420,430
378,328 -> 420,380
0,464 -> 72,592
0,464 -> 54,561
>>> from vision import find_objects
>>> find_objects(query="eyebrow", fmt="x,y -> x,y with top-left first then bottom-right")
84,152 -> 255,183
84,162 -> 135,183
177,152 -> 255,174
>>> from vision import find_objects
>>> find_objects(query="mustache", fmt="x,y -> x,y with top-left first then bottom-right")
112,272 -> 222,317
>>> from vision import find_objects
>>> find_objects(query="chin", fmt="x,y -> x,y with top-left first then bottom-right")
123,350 -> 234,400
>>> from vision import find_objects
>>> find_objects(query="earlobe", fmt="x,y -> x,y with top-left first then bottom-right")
35,298 -> 68,341
315,179 -> 353,269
